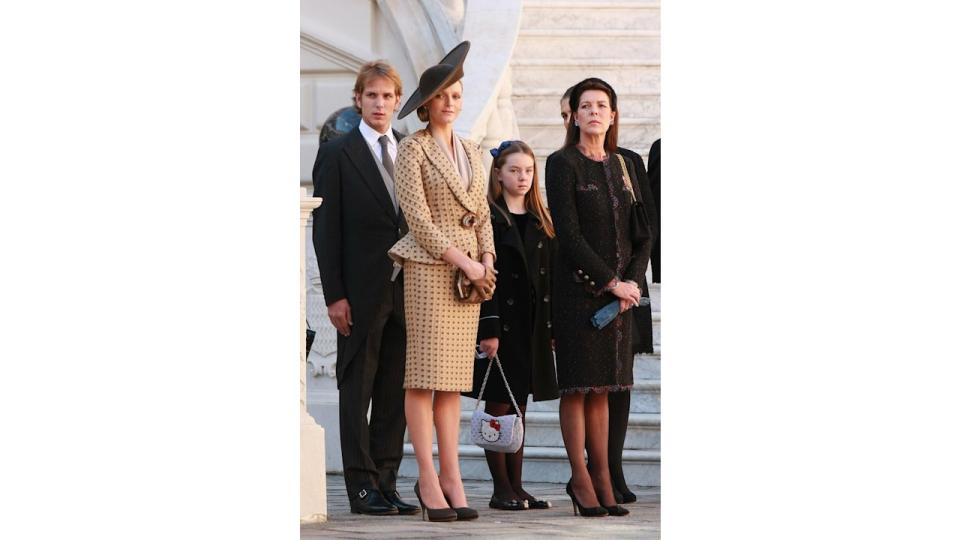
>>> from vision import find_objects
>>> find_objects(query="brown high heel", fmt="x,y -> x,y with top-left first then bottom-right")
413,481 -> 457,522
442,490 -> 479,521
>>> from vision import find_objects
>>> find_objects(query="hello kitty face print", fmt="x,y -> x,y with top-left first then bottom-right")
480,418 -> 501,442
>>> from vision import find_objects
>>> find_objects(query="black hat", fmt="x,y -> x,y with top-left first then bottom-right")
397,41 -> 471,120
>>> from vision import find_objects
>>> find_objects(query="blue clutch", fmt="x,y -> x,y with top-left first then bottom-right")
590,300 -> 622,330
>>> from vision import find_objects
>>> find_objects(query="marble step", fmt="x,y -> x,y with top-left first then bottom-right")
398,444 -> 661,485
521,1 -> 660,32
511,58 -> 660,95
512,89 -> 660,119
456,410 -> 660,450
518,119 -> 661,156
515,29 -> 660,60
480,378 -> 660,415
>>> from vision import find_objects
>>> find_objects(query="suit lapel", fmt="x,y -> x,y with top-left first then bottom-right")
420,131 -> 476,213
343,128 -> 398,220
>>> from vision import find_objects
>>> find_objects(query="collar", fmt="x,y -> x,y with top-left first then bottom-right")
358,119 -> 396,149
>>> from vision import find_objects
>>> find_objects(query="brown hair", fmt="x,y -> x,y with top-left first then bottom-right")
352,60 -> 403,113
415,78 -> 463,123
488,140 -> 555,239
563,78 -> 619,155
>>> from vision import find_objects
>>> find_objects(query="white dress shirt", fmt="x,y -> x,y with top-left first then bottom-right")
358,119 -> 397,166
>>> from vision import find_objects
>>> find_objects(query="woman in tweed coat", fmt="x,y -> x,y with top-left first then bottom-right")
388,42 -> 496,521
545,78 -> 651,518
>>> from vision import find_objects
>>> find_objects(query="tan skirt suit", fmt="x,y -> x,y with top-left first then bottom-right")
388,129 -> 495,391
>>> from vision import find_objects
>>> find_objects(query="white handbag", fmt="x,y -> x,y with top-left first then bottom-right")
470,353 -> 524,453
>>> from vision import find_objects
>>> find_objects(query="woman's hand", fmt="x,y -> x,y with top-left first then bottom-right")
464,259 -> 486,281
610,279 -> 641,305
619,298 -> 634,314
479,337 -> 499,359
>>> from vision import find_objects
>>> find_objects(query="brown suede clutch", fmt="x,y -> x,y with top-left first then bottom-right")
454,265 -> 496,304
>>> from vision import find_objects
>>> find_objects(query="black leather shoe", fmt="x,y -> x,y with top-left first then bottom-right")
384,490 -> 419,516
349,488 -> 399,515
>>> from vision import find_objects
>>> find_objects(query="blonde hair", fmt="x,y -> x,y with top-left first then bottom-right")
352,60 -> 403,113
488,141 -> 555,239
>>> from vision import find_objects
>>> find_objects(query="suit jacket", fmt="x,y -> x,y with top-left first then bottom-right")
311,126 -> 407,385
388,129 -> 495,265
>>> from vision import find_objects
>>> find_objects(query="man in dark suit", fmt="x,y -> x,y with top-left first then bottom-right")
312,61 -> 416,516
559,84 -> 660,504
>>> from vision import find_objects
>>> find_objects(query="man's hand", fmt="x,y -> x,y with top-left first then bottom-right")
479,337 -> 499,359
327,298 -> 353,337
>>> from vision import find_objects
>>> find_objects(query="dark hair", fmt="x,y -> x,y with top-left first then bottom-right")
561,84 -> 575,102
563,78 -> 619,155
488,141 -> 555,238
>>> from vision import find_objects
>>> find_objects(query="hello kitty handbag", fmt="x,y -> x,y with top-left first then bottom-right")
470,353 -> 525,453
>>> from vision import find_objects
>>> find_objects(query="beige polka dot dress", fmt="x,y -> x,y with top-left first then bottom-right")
388,129 -> 496,392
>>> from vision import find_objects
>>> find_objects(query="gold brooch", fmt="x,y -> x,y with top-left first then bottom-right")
461,212 -> 478,228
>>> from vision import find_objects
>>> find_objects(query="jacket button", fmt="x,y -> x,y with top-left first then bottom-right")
506,298 -> 514,306
543,295 -> 550,303
589,281 -> 596,286
537,241 -> 543,248
503,324 -> 510,332
546,321 -> 552,328
584,274 -> 590,280
577,269 -> 583,275
539,268 -> 546,275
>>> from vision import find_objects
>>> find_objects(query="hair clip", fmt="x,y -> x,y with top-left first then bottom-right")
489,140 -> 516,159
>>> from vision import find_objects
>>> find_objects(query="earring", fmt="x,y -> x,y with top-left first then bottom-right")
574,120 -> 579,127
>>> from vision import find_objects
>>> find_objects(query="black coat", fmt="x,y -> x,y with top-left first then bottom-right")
647,139 -> 661,283
619,146 -> 659,354
311,126 -> 407,385
466,199 -> 559,403
545,146 -> 654,393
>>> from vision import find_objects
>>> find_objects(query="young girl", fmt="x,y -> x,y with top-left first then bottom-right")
466,140 -> 560,510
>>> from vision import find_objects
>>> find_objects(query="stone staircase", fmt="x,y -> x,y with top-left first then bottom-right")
399,282 -> 661,486
508,0 -> 661,185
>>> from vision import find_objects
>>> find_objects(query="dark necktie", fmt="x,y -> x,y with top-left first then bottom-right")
378,135 -> 395,179
378,134 -> 398,212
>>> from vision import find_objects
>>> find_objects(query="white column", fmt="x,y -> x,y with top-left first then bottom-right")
300,189 -> 327,524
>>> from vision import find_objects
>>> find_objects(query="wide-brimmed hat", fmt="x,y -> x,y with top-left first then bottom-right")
397,41 -> 471,120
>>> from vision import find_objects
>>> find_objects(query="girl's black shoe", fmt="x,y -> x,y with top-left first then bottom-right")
489,494 -> 525,511
565,480 -> 607,518
413,481 -> 457,522
521,496 -> 552,509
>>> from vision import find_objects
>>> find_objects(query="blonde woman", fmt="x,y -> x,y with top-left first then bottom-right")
388,41 -> 495,522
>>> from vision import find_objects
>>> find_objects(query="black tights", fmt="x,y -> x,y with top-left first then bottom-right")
483,400 -> 537,501
607,390 -> 632,498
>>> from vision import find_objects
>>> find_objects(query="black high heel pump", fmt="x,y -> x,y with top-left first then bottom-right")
443,491 -> 479,521
565,480 -> 607,518
413,481 -> 458,522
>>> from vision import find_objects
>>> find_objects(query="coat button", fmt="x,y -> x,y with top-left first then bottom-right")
537,241 -> 543,248
506,298 -> 514,306
584,274 -> 590,280
546,321 -> 552,329
577,269 -> 584,275
503,324 -> 510,332
540,268 -> 546,275
543,295 -> 550,303
589,281 -> 596,286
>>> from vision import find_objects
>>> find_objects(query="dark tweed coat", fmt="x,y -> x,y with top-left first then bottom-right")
545,145 -> 653,394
